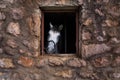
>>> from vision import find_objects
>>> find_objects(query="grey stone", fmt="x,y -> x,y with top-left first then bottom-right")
11,7 -> 24,20
7,39 -> 17,48
0,12 -> 6,20
82,44 -> 111,58
0,48 -> 3,54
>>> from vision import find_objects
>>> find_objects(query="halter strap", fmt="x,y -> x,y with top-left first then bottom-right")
46,40 -> 57,53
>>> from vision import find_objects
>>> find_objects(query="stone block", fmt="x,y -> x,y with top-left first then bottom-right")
7,22 -> 20,36
82,44 -> 111,58
0,48 -> 3,54
83,18 -> 93,26
105,19 -> 119,27
0,58 -> 15,68
82,30 -> 92,40
48,57 -> 64,66
91,55 -> 112,67
55,69 -> 72,78
11,7 -> 24,20
0,12 -> 6,20
112,56 -> 120,67
7,39 -> 17,48
67,58 -> 86,67
18,56 -> 34,67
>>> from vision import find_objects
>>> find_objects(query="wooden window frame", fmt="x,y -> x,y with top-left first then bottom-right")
41,8 -> 79,55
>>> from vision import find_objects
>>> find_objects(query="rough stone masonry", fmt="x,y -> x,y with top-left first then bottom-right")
0,0 -> 120,80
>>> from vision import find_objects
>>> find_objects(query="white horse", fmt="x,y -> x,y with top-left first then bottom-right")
46,22 -> 63,53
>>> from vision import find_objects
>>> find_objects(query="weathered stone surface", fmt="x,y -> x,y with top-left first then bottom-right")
27,13 -> 40,36
23,40 -> 31,48
11,7 -> 24,20
0,12 -> 6,20
107,28 -> 118,37
112,56 -> 120,67
7,39 -> 17,48
36,58 -> 48,67
0,58 -> 15,68
4,47 -> 17,55
55,69 -> 72,78
82,44 -> 111,58
91,55 -> 112,67
0,4 -> 7,8
108,37 -> 120,45
82,30 -> 92,40
7,22 -> 20,36
106,5 -> 120,17
3,0 -> 14,3
78,0 -> 83,5
78,67 -> 94,79
0,34 -> 2,42
48,57 -> 64,66
18,56 -> 34,67
67,58 -> 86,67
0,21 -> 3,30
83,18 -> 93,26
31,39 -> 39,50
105,19 -> 119,27
95,9 -> 104,16
0,48 -> 3,54
113,47 -> 120,55
113,72 -> 120,79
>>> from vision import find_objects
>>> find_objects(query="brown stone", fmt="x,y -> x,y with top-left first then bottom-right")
107,28 -> 117,37
67,58 -> 86,67
0,58 -> 15,68
0,21 -> 3,30
48,57 -> 64,66
108,37 -> 120,45
82,44 -> 111,58
112,56 -> 120,67
0,48 -> 3,54
0,4 -> 7,8
0,12 -> 6,20
83,18 -> 93,26
91,55 -> 112,67
7,39 -> 17,48
36,58 -> 48,67
7,22 -> 20,36
55,69 -> 72,78
31,39 -> 39,50
113,72 -> 120,79
27,13 -> 40,36
113,47 -> 120,55
78,0 -> 83,5
95,9 -> 104,16
82,30 -> 92,40
3,0 -> 14,3
18,56 -> 34,67
11,7 -> 24,20
79,69 -> 93,78
4,46 -> 17,55
107,5 -> 120,17
105,19 -> 119,27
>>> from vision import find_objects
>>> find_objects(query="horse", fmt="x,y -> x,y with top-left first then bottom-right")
46,22 -> 63,54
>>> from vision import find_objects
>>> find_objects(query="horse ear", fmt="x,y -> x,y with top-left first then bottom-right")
59,25 -> 63,31
49,22 -> 53,29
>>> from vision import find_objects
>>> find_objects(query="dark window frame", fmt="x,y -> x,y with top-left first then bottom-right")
41,7 -> 79,55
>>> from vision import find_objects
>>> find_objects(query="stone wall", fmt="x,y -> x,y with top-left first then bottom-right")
0,0 -> 120,80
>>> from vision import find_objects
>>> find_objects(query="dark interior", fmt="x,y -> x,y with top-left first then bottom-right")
44,12 -> 76,53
